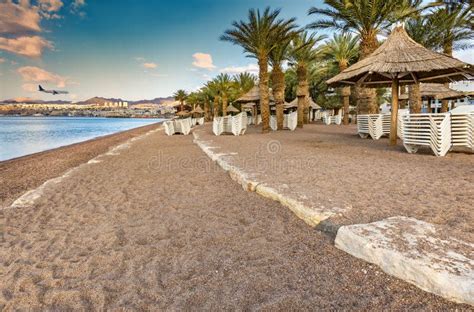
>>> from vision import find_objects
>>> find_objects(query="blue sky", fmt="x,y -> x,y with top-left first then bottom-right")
0,0 -> 472,102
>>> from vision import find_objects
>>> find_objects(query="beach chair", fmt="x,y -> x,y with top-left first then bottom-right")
402,113 -> 451,156
213,117 -> 224,136
164,121 -> 175,136
269,111 -> 297,131
213,113 -> 247,136
451,112 -> 474,151
197,117 -> 205,125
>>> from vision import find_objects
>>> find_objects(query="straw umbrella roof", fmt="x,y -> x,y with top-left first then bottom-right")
289,97 -> 321,109
327,26 -> 473,88
236,86 -> 275,102
226,103 -> 240,113
241,102 -> 256,108
399,83 -> 466,100
176,110 -> 190,116
190,105 -> 204,114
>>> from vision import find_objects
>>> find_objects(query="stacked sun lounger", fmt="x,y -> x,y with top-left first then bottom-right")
192,117 -> 205,126
357,114 -> 384,139
213,113 -> 247,136
323,113 -> 342,125
164,118 -> 192,136
402,113 -> 452,156
450,113 -> 474,150
269,111 -> 298,131
358,110 -> 408,140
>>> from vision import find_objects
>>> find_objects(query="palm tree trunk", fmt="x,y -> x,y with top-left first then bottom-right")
204,100 -> 211,121
342,86 -> 351,125
399,85 -> 407,109
441,42 -> 453,113
213,97 -> 219,117
222,95 -> 228,116
258,55 -> 270,133
271,65 -> 285,130
408,83 -> 421,113
296,64 -> 308,127
357,33 -> 378,114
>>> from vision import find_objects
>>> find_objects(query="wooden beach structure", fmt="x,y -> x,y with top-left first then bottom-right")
236,86 -> 274,125
327,25 -> 473,145
399,83 -> 468,112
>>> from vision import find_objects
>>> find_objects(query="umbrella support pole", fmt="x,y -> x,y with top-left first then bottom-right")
390,78 -> 399,146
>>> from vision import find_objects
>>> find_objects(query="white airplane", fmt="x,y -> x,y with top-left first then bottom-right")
38,85 -> 69,95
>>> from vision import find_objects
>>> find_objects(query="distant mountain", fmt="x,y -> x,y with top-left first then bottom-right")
75,96 -> 125,105
0,97 -> 71,104
129,97 -> 175,105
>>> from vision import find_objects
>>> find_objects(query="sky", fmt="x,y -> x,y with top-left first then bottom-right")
0,0 -> 472,102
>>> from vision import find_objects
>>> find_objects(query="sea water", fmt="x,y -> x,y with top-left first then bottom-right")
0,117 -> 162,161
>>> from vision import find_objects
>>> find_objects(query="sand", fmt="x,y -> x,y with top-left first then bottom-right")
0,126 -> 469,310
0,123 -> 161,208
194,123 -> 474,242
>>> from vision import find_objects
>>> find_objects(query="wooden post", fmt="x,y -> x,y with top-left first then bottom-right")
390,78 -> 399,146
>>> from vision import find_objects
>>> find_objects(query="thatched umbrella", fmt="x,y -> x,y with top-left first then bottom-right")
235,86 -> 275,103
176,110 -> 190,118
327,25 -> 473,145
190,105 -> 205,115
399,83 -> 465,100
289,97 -> 321,120
226,103 -> 240,115
288,97 -> 321,109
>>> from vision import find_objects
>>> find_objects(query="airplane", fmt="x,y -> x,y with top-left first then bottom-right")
38,85 -> 69,95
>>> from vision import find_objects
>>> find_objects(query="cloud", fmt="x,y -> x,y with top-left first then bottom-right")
38,0 -> 63,18
143,62 -> 157,69
0,0 -> 42,35
38,0 -> 63,12
192,53 -> 216,70
71,0 -> 86,15
22,83 -> 37,92
453,49 -> 474,65
220,64 -> 258,75
0,36 -> 53,57
18,66 -> 69,88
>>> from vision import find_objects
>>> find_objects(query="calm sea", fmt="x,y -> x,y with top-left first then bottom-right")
0,117 -> 163,161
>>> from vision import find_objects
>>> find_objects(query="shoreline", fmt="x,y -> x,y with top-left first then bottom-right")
0,122 -> 162,207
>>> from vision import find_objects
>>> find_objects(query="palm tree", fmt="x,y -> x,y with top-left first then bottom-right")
404,4 -> 472,113
233,72 -> 256,96
214,73 -> 236,116
430,4 -> 473,112
289,31 -> 326,127
269,38 -> 293,130
321,33 -> 359,125
200,87 -> 214,121
307,0 -> 421,114
221,7 -> 298,133
173,89 -> 188,112
204,80 -> 220,117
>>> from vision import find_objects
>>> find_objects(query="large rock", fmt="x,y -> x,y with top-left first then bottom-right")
335,216 -> 474,305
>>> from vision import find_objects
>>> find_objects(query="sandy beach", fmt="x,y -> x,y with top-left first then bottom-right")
0,125 -> 469,310
194,123 -> 474,242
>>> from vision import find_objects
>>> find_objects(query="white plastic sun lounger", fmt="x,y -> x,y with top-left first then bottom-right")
270,111 -> 297,131
323,111 -> 342,125
213,113 -> 247,136
164,118 -> 192,136
401,113 -> 451,156
163,121 -> 175,136
357,110 -> 408,140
